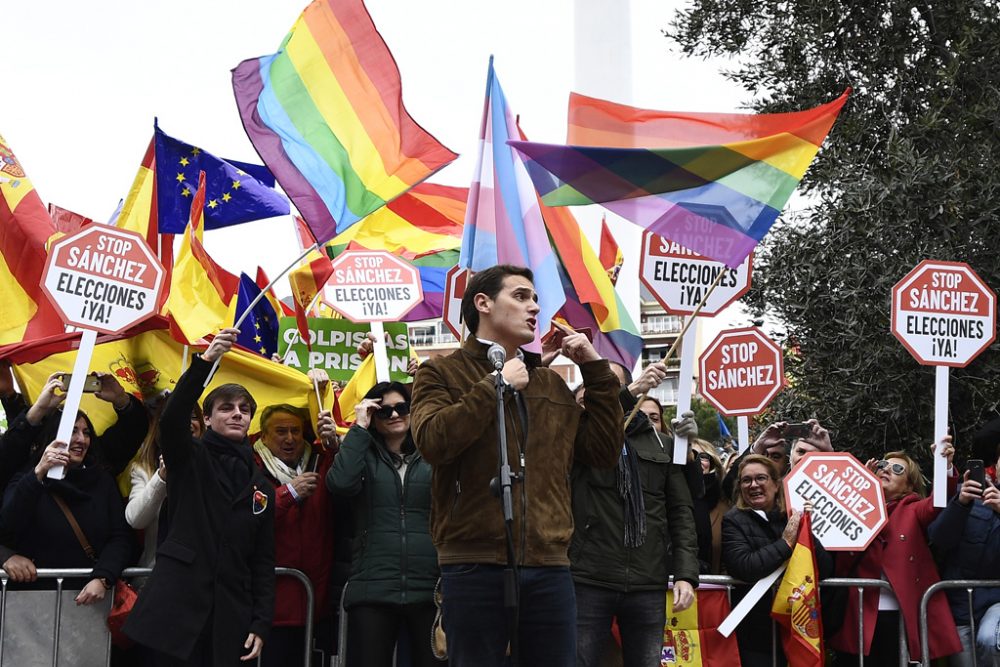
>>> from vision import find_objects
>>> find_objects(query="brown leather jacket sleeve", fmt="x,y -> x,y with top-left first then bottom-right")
573,359 -> 623,469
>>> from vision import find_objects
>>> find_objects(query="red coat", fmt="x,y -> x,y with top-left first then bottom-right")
254,446 -> 336,626
829,492 -> 961,660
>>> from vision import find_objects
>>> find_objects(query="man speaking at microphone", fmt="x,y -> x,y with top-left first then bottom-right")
411,264 -> 623,667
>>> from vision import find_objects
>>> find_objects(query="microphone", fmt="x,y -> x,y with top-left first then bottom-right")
487,343 -> 506,371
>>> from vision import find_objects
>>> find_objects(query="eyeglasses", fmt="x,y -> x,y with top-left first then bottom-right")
739,474 -> 772,487
876,460 -> 906,476
697,452 -> 713,462
374,402 -> 410,420
765,451 -> 787,462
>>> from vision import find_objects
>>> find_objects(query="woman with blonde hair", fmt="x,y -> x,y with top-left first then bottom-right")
690,439 -> 729,574
125,402 -> 203,569
722,454 -> 832,666
829,439 -> 961,664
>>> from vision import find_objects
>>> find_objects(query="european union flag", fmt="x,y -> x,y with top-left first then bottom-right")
234,273 -> 279,358
154,122 -> 289,234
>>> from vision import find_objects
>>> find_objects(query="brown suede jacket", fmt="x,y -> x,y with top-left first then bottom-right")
410,337 -> 623,567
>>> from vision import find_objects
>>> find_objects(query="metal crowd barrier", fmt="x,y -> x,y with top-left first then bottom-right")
697,575 -> 906,667
0,566 -> 315,667
919,579 -> 1000,667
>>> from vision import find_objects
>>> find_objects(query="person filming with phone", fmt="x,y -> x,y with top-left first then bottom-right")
751,419 -> 834,474
929,447 -> 1000,667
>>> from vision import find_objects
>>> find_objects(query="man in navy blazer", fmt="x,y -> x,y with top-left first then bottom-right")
125,328 -> 276,665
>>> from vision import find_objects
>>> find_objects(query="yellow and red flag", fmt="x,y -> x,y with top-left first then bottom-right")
8,318 -> 315,437
770,511 -> 823,667
115,138 -> 174,298
0,133 -> 66,346
663,586 -> 742,667
288,250 -> 335,349
598,216 -> 623,286
163,172 -> 239,343
332,353 -> 376,435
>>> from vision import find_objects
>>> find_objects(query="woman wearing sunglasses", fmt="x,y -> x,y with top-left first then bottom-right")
326,381 -> 440,667
828,438 -> 961,664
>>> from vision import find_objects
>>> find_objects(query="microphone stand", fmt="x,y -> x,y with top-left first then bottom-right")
492,365 -> 520,666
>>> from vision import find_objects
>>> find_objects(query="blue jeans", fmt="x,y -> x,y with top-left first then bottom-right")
440,564 -> 576,667
952,602 -> 1000,667
574,582 -> 666,667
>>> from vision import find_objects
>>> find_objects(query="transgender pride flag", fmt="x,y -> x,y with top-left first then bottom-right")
460,59 -> 564,346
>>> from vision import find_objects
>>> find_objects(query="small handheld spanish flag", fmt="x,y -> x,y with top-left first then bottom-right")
770,511 -> 823,667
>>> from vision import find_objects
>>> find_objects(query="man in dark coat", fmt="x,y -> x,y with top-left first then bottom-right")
570,361 -> 700,667
124,328 -> 276,665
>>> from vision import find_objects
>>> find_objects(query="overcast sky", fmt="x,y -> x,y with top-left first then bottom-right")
4,0 -> 755,335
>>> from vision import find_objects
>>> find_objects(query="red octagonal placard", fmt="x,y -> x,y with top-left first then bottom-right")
891,259 -> 996,368
41,226 -> 164,335
639,230 -> 752,316
699,326 -> 784,416
443,266 -> 472,341
323,250 -> 423,323
784,452 -> 887,551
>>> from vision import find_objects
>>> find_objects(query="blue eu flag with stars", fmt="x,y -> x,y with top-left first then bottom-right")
234,274 -> 279,358
154,122 -> 289,234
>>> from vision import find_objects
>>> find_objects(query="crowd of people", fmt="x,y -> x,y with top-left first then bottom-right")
0,263 -> 998,667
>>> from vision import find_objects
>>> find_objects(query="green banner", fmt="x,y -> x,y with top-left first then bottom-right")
277,317 -> 411,382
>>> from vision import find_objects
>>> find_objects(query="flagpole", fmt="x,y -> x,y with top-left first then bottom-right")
204,243 -> 320,386
623,268 -> 726,429
313,375 -> 325,413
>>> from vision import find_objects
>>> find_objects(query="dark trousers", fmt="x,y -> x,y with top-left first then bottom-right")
346,602 -> 440,667
440,564 -> 576,667
260,625 -> 305,667
574,583 -> 666,667
835,610 -> 904,665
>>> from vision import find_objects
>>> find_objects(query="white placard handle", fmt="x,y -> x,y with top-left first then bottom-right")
48,329 -> 99,480
933,365 -> 949,508
718,562 -> 787,637
673,318 -> 696,463
371,321 -> 390,383
737,416 -> 750,455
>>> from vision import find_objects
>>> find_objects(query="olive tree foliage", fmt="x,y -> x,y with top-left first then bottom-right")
668,0 -> 1000,463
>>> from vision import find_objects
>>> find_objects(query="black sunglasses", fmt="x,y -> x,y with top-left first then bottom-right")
374,402 -> 411,420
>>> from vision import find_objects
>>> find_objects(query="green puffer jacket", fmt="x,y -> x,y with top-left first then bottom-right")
326,425 -> 438,608
569,390 -> 700,591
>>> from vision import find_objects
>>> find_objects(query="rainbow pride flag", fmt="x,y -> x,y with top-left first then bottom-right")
510,90 -> 849,267
461,59 -> 564,345
327,183 -> 466,260
325,182 -> 466,321
232,0 -> 457,245
538,173 -> 642,369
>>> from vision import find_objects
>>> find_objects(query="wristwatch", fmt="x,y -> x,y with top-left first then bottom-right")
99,577 -> 112,590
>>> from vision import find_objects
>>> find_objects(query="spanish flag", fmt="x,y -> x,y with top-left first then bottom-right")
770,511 -> 823,667
333,353 -> 376,435
0,133 -> 66,345
288,249 -> 335,350
663,586 -> 741,667
163,171 -> 239,343
8,320 -> 317,437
